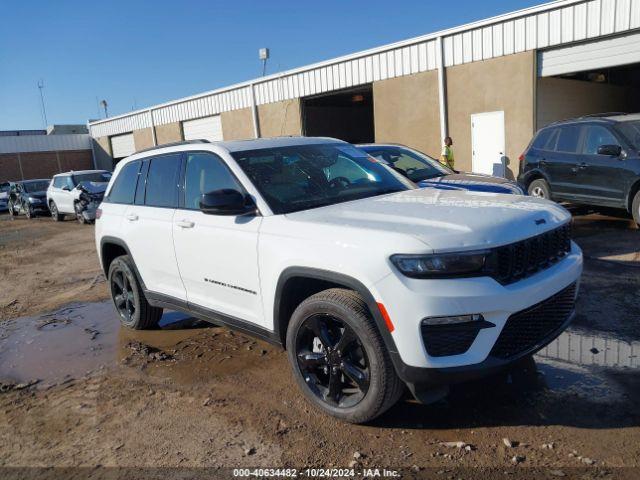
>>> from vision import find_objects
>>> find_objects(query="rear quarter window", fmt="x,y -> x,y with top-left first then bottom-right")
106,161 -> 141,204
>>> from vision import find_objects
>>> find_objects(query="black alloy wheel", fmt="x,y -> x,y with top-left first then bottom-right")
107,255 -> 163,330
286,288 -> 404,423
111,268 -> 136,325
295,313 -> 370,408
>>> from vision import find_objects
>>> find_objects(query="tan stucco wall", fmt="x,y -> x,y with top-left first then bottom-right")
221,107 -> 255,141
94,136 -> 113,170
133,128 -> 154,151
373,70 -> 441,158
446,51 -> 535,178
155,122 -> 183,145
537,77 -> 640,129
257,99 -> 302,138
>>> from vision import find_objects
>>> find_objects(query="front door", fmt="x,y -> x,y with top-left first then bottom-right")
172,151 -> 264,327
471,111 -> 505,176
576,124 -> 628,206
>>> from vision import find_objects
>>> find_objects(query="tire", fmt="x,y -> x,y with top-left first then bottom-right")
8,201 -> 15,217
108,255 -> 163,330
50,201 -> 63,221
528,178 -> 551,199
286,288 -> 404,423
25,204 -> 33,219
632,190 -> 640,227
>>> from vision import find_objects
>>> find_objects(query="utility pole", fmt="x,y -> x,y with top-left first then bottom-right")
100,99 -> 108,118
37,80 -> 48,128
259,48 -> 269,76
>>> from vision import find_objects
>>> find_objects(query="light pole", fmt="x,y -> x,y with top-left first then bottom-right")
37,79 -> 48,127
100,99 -> 109,118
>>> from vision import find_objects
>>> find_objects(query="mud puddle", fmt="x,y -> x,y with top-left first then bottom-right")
0,300 -> 280,388
0,301 -> 208,386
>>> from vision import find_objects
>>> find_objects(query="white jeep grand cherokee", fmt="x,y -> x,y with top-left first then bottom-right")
95,137 -> 582,423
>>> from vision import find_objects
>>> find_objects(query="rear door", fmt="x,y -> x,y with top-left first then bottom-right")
576,124 -> 628,206
121,153 -> 187,301
172,151 -> 264,326
541,125 -> 582,200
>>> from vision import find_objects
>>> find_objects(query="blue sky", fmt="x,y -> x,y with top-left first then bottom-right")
0,0 -> 540,130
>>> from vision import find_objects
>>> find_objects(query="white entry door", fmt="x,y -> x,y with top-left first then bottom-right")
471,111 -> 505,177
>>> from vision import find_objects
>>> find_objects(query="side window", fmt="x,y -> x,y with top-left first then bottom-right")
52,177 -> 64,188
532,129 -> 553,149
184,152 -> 242,210
65,176 -> 75,189
583,126 -> 619,155
555,125 -> 581,153
107,161 -> 141,204
145,154 -> 181,208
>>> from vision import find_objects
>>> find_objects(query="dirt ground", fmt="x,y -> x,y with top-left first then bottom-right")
0,210 -> 639,479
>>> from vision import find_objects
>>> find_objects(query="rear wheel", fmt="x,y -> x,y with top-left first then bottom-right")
632,190 -> 640,227
108,255 -> 163,330
50,201 -> 63,221
286,288 -> 403,423
528,178 -> 551,199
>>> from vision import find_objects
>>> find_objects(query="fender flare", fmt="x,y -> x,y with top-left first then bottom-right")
273,266 -> 400,359
99,236 -> 147,290
521,168 -> 551,189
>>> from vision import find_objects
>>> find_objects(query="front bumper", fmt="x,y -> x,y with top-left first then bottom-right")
371,242 -> 583,393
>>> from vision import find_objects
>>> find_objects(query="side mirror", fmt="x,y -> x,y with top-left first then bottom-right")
199,189 -> 256,216
62,185 -> 71,191
597,144 -> 622,157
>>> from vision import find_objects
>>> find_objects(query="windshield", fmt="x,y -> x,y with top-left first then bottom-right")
72,172 -> 111,184
23,180 -> 49,193
359,146 -> 452,182
232,143 -> 415,214
617,121 -> 640,149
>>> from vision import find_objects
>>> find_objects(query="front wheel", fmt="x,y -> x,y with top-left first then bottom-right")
25,204 -> 33,219
108,255 -> 163,329
528,178 -> 551,199
632,190 -> 640,227
286,288 -> 404,423
50,201 -> 63,221
8,201 -> 16,217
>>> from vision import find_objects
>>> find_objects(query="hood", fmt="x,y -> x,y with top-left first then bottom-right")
26,191 -> 47,198
285,188 -> 570,253
0,192 -> 7,200
418,173 -> 523,194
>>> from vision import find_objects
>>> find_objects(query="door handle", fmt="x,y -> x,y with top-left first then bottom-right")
126,213 -> 139,221
176,220 -> 195,229
578,162 -> 588,170
540,159 -> 547,166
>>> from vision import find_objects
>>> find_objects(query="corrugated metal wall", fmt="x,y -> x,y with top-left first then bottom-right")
0,134 -> 91,154
90,0 -> 640,139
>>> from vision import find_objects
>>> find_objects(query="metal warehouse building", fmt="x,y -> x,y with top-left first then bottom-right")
89,0 -> 640,179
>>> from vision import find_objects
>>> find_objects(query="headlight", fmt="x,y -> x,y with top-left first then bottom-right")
28,197 -> 42,203
391,250 -> 492,278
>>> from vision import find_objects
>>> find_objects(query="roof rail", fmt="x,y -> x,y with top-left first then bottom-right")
580,112 -> 627,118
547,112 -> 628,126
136,139 -> 211,154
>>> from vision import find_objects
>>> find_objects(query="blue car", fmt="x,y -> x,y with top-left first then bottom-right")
358,144 -> 525,195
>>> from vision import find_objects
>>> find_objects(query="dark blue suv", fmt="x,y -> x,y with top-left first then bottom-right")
518,113 -> 640,226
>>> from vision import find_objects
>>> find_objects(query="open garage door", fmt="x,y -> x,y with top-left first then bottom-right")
110,133 -> 135,161
183,115 -> 223,142
302,86 -> 374,144
537,33 -> 640,129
